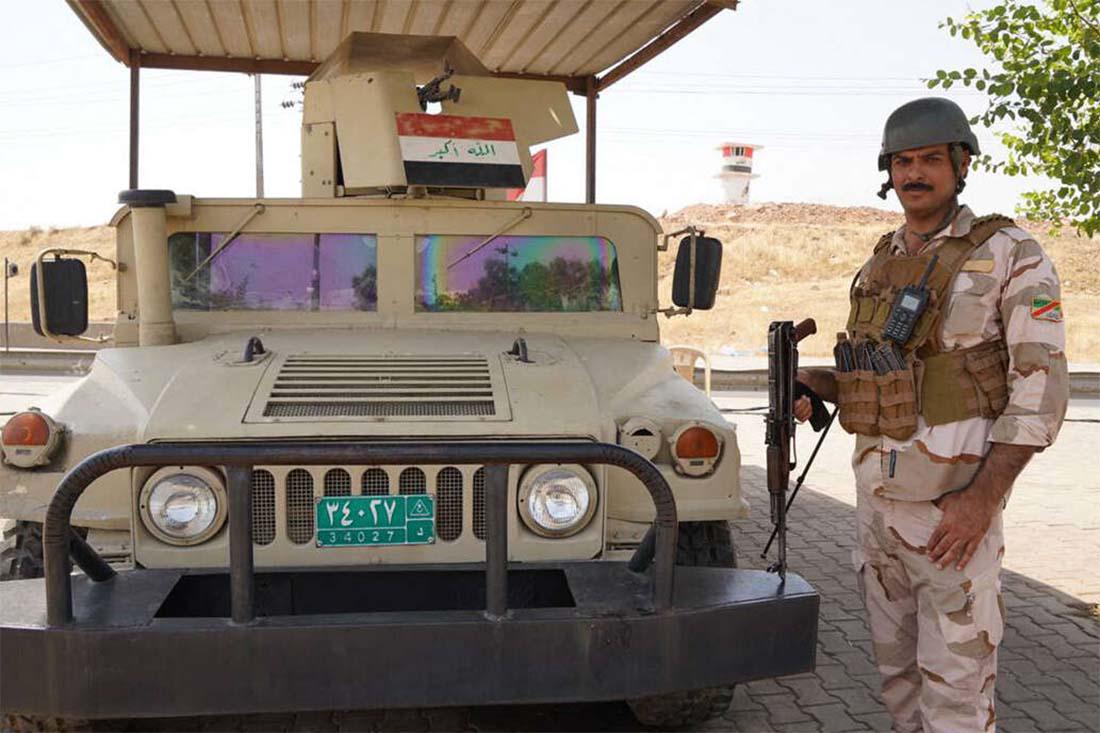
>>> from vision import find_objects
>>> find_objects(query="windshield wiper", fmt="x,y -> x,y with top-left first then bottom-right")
182,203 -> 266,283
447,207 -> 532,270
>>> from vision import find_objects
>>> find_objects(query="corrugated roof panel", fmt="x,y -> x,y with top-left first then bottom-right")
499,0 -> 586,73
522,0 -> 622,75
313,0 -> 346,60
110,0 -> 169,54
344,0 -> 380,36
566,0 -> 688,76
406,0 -> 446,35
432,0 -> 484,38
375,0 -> 412,34
206,1 -> 255,58
68,0 -> 729,85
246,0 -> 285,59
461,1 -> 517,60
478,0 -> 553,71
549,0 -> 664,76
140,0 -> 199,56
278,0 -> 313,60
173,1 -> 229,57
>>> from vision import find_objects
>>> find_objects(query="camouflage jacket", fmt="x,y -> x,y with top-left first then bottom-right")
853,205 -> 1069,501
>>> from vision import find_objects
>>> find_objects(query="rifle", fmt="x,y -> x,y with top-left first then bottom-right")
764,319 -> 832,580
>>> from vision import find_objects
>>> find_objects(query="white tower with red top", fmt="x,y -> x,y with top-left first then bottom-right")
716,142 -> 761,204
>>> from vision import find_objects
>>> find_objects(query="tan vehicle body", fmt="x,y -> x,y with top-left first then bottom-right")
1,197 -> 744,569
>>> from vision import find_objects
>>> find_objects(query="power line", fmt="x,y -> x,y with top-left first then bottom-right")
632,70 -> 932,83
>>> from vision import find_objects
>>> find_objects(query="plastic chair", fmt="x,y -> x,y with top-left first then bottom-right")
668,345 -> 711,396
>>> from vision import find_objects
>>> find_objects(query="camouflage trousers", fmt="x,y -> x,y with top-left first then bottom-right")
854,474 -> 1005,732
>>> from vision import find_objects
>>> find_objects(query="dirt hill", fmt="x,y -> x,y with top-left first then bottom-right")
2,204 -> 1096,361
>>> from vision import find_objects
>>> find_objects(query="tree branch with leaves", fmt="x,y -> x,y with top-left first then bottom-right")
929,0 -> 1099,235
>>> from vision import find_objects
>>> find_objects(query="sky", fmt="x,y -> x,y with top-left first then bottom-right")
0,0 -> 1047,230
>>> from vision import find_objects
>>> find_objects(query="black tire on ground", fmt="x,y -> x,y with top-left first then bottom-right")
0,521 -> 45,581
627,521 -> 738,729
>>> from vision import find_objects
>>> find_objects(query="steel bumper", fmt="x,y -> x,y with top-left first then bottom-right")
0,562 -> 818,718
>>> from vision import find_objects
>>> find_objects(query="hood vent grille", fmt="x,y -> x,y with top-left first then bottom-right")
256,355 -> 507,421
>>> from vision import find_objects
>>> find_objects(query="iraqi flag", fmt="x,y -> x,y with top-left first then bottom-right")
507,149 -> 547,202
396,113 -> 526,189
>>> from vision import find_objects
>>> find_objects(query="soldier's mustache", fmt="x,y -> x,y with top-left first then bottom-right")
901,182 -> 934,192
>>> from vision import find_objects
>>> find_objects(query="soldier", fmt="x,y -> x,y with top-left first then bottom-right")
795,97 -> 1069,732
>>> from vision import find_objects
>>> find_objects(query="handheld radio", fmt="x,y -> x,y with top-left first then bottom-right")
883,254 -> 938,345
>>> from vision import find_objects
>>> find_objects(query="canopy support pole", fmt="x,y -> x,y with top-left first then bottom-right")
129,50 -> 140,189
254,74 -> 265,197
585,76 -> 597,204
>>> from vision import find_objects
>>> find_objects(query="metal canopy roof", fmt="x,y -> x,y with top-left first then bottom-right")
69,0 -> 736,93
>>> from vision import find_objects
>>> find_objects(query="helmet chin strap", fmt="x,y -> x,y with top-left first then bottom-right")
910,200 -> 959,243
877,178 -> 893,200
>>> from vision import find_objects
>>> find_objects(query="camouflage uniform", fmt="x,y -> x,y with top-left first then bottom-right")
851,205 -> 1069,732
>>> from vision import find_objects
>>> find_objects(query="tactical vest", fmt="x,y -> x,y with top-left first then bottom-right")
838,214 -> 1013,436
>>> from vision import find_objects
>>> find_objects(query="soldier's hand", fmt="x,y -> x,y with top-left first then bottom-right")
793,396 -> 813,423
927,490 -> 997,571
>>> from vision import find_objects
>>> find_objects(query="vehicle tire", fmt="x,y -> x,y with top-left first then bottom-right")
627,521 -> 737,729
0,521 -> 45,581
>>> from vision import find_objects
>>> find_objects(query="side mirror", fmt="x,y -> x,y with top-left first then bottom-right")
672,235 -> 722,310
31,256 -> 89,337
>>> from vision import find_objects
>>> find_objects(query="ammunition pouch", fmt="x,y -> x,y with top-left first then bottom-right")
919,340 -> 1009,426
876,362 -> 918,439
836,366 -> 880,436
834,340 -> 920,440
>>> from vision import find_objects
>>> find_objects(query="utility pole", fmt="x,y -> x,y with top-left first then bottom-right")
254,74 -> 265,197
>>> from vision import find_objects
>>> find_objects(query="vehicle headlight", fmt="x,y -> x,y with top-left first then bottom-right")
139,466 -> 227,546
518,464 -> 598,538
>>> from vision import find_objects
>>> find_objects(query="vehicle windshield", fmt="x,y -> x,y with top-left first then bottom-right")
415,234 -> 622,312
168,233 -> 378,311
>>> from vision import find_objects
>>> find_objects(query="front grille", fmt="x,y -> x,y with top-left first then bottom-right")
436,467 -> 463,542
473,467 -> 486,540
260,355 -> 498,419
399,467 -> 427,495
264,401 -> 495,418
286,469 -> 315,544
362,468 -> 389,496
251,470 -> 276,546
249,465 -> 482,547
324,468 -> 351,496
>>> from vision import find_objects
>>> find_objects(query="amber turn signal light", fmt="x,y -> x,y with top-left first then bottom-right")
674,426 -> 721,459
670,424 -> 723,478
1,409 -> 62,468
2,411 -> 51,446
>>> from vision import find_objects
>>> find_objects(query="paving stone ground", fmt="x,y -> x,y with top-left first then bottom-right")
5,390 -> 1098,732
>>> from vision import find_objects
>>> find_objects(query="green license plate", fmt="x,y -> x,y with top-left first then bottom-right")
316,495 -> 435,547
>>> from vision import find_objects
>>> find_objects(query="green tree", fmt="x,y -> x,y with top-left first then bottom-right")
929,0 -> 1099,234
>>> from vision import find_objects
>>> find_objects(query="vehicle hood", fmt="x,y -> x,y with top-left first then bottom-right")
88,330 -> 690,444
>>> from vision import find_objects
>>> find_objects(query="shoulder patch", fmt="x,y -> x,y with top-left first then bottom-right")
1030,296 -> 1063,322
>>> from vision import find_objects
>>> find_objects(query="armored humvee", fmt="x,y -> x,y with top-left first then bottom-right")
0,15 -> 817,729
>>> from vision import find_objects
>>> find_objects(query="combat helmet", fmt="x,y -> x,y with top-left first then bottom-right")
876,97 -> 980,199
877,97 -> 980,170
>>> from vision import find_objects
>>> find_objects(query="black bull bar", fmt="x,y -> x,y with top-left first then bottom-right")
0,441 -> 818,718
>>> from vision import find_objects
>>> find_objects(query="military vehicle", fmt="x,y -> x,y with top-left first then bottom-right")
1,3 -> 817,728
